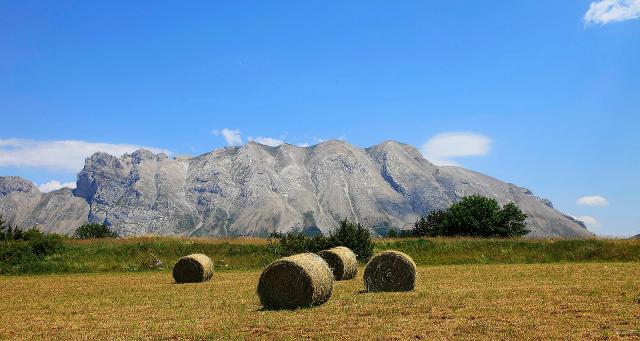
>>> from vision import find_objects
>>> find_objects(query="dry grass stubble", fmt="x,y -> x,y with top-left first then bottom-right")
0,263 -> 639,340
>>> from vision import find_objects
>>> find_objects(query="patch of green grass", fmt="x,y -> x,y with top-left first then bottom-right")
378,237 -> 640,265
1,236 -> 639,275
0,237 -> 276,275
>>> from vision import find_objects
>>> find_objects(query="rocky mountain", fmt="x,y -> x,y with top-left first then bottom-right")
0,140 -> 592,237
0,176 -> 89,235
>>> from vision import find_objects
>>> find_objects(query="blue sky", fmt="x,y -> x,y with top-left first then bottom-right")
1,1 -> 639,236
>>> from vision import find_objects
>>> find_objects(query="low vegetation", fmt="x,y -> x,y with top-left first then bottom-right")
1,213 -> 639,275
269,219 -> 374,261
0,236 -> 273,275
74,223 -> 118,239
378,237 -> 640,265
0,215 -> 67,274
1,235 -> 639,275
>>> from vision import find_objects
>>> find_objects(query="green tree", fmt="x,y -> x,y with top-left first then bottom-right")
0,215 -> 7,241
74,223 -> 118,239
4,225 -> 14,241
413,195 -> 529,237
413,209 -> 446,237
268,219 -> 374,261
494,202 -> 529,237
329,219 -> 374,261
443,195 -> 503,237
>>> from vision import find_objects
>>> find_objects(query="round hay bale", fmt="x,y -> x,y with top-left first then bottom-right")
257,253 -> 333,310
172,254 -> 214,284
318,246 -> 358,280
363,250 -> 416,292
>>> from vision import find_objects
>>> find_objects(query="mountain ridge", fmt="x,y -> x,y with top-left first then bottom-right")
0,140 -> 592,238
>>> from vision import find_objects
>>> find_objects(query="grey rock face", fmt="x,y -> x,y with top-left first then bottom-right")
0,177 -> 89,234
1,140 -> 592,237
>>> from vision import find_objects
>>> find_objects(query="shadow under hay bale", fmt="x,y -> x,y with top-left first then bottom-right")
172,254 -> 214,284
363,250 -> 416,292
318,246 -> 358,280
257,253 -> 333,310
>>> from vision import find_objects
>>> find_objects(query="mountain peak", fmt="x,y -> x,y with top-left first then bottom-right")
0,176 -> 38,195
0,140 -> 592,238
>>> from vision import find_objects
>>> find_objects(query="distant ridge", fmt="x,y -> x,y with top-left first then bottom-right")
0,140 -> 593,238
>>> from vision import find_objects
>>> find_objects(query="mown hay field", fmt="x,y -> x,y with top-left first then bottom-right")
1,262 -> 639,340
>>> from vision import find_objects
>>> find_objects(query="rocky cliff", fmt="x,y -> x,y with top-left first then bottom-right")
0,140 -> 592,237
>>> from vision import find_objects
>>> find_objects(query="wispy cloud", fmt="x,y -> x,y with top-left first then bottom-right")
576,195 -> 609,206
215,129 -> 342,148
38,180 -> 76,193
574,215 -> 601,229
420,132 -> 492,166
584,0 -> 640,25
0,138 -> 169,172
213,128 -> 243,146
248,136 -> 285,147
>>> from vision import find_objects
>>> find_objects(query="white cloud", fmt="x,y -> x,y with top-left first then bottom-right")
248,136 -> 313,148
316,135 -> 346,143
584,0 -> 640,25
421,132 -> 492,166
0,138 -> 169,172
249,136 -> 285,147
577,195 -> 609,206
212,129 -> 345,148
37,180 -> 76,193
574,215 -> 601,228
213,128 -> 243,146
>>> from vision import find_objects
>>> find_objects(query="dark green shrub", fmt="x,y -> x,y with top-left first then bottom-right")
413,209 -> 446,237
29,234 -> 65,257
268,219 -> 374,261
0,230 -> 66,274
74,223 -> 118,239
412,195 -> 529,237
0,215 -> 23,241
20,227 -> 46,241
267,230 -> 330,256
329,220 -> 374,261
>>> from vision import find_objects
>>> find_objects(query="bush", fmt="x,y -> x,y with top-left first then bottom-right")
0,228 -> 66,274
413,195 -> 529,237
267,231 -> 330,256
412,210 -> 446,237
0,214 -> 21,241
269,219 -> 374,261
329,220 -> 374,261
74,224 -> 118,239
29,233 -> 65,257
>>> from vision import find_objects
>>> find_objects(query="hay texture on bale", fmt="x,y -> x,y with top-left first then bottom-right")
172,254 -> 214,284
363,250 -> 416,292
318,246 -> 358,280
257,253 -> 333,310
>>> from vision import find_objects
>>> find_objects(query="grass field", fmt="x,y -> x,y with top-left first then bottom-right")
3,236 -> 640,275
2,263 -> 639,340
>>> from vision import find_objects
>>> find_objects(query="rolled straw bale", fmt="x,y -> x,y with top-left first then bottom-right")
172,254 -> 214,283
257,253 -> 333,310
318,246 -> 358,280
363,250 -> 416,292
